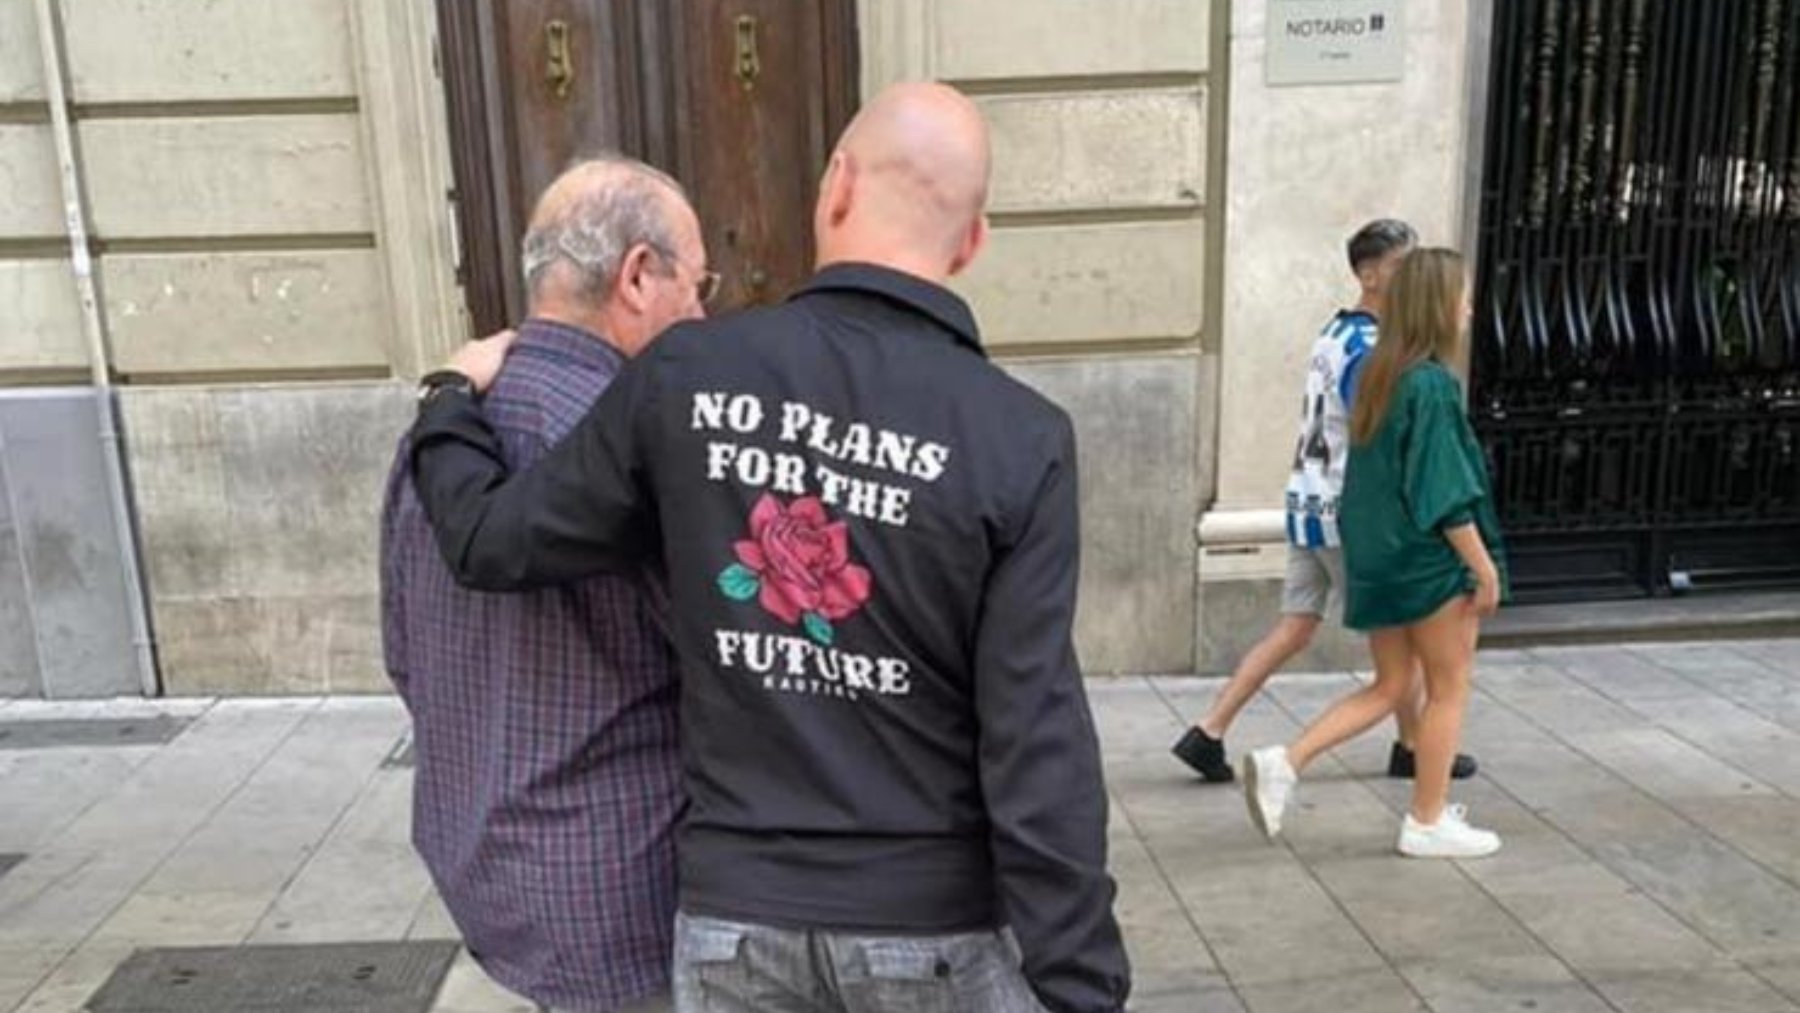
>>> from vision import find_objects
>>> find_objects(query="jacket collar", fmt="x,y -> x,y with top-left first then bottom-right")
793,262 -> 985,357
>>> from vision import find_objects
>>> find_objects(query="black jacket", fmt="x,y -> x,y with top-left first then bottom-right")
408,262 -> 1130,1013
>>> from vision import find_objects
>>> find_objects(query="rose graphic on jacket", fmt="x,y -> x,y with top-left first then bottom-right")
718,493 -> 873,644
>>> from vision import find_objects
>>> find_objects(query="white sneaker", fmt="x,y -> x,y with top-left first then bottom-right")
1243,746 -> 1297,840
1398,803 -> 1502,858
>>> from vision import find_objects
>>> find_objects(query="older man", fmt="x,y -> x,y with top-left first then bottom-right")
406,84 -> 1128,1013
380,155 -> 712,1013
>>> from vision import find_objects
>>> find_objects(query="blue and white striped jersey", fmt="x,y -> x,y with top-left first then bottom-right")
1284,309 -> 1378,548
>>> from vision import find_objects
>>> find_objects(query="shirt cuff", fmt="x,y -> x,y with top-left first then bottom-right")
1437,507 -> 1475,531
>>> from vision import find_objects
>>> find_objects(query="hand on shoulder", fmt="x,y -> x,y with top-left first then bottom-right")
444,328 -> 519,394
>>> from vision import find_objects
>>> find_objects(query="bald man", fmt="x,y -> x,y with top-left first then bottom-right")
381,155 -> 712,1013
406,84 -> 1131,1013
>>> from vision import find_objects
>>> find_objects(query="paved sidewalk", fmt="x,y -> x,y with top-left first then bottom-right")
2,639 -> 1799,1012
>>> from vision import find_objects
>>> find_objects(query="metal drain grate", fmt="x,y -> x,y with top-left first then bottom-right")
83,941 -> 460,1013
0,854 -> 23,880
0,715 -> 190,750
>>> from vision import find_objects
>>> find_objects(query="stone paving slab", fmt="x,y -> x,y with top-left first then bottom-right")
1466,675 -> 1800,970
428,952 -> 535,1013
1162,675 -> 1614,1012
0,701 -> 318,1011
1,641 -> 1799,1012
248,766 -> 432,946
1234,968 -> 1426,1013
404,891 -> 461,945
85,701 -> 405,949
1147,647 -> 1800,1013
0,717 -> 192,751
1753,961 -> 1800,1006
1582,965 -> 1796,1013
0,747 -> 160,854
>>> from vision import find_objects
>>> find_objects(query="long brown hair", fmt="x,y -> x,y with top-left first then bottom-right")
1349,247 -> 1468,445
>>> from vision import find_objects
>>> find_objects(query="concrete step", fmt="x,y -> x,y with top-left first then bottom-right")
1484,590 -> 1800,648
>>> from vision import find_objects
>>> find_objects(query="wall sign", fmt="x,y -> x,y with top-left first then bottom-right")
1266,0 -> 1406,86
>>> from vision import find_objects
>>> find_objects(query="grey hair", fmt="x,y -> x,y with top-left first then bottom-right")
520,154 -> 688,304
1346,218 -> 1418,272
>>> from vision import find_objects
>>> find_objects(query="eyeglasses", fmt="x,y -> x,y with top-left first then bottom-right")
649,244 -> 722,306
696,269 -> 723,306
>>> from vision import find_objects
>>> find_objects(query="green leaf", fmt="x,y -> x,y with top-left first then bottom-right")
717,564 -> 760,602
803,612 -> 834,646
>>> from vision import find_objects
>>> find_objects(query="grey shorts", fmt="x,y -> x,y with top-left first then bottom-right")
673,911 -> 1048,1013
1280,546 -> 1346,622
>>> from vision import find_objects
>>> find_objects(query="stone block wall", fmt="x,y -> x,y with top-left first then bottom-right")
0,0 -> 461,695
1,0 -> 1486,691
1195,1 -> 1479,671
120,384 -> 412,695
859,0 -> 1222,674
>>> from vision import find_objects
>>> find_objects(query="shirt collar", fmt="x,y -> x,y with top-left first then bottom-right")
791,262 -> 985,357
515,317 -> 626,373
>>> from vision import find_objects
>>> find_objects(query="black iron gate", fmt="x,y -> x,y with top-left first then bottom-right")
1473,0 -> 1800,602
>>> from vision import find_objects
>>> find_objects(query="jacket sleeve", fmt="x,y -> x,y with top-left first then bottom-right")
972,416 -> 1131,1013
1401,371 -> 1487,534
406,358 -> 658,591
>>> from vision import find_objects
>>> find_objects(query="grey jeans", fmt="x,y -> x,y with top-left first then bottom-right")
539,992 -> 672,1013
673,912 -> 1049,1013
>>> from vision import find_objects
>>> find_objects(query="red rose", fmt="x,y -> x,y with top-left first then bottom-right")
734,494 -> 872,626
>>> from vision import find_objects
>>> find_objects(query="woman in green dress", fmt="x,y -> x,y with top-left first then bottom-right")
1244,248 -> 1508,858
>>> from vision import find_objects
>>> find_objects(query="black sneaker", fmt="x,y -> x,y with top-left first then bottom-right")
1387,741 -> 1479,780
1172,727 -> 1235,782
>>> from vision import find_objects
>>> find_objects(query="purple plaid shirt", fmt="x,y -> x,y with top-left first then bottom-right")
379,319 -> 681,1012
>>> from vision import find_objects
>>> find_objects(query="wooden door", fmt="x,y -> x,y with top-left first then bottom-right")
665,1 -> 858,309
436,0 -> 859,333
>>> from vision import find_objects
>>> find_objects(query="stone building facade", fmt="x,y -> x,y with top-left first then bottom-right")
0,0 -> 1480,696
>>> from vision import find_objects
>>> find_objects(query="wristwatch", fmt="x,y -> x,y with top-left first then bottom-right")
417,369 -> 476,405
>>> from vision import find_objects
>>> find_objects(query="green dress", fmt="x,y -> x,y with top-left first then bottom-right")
1340,360 -> 1509,631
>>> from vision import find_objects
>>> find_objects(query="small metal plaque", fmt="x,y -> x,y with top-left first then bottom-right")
1266,0 -> 1406,86
83,941 -> 461,1013
0,715 -> 190,750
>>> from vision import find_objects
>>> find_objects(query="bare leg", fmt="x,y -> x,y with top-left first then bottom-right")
1196,614 -> 1320,737
1405,598 -> 1480,824
1286,628 -> 1414,773
1392,660 -> 1426,749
